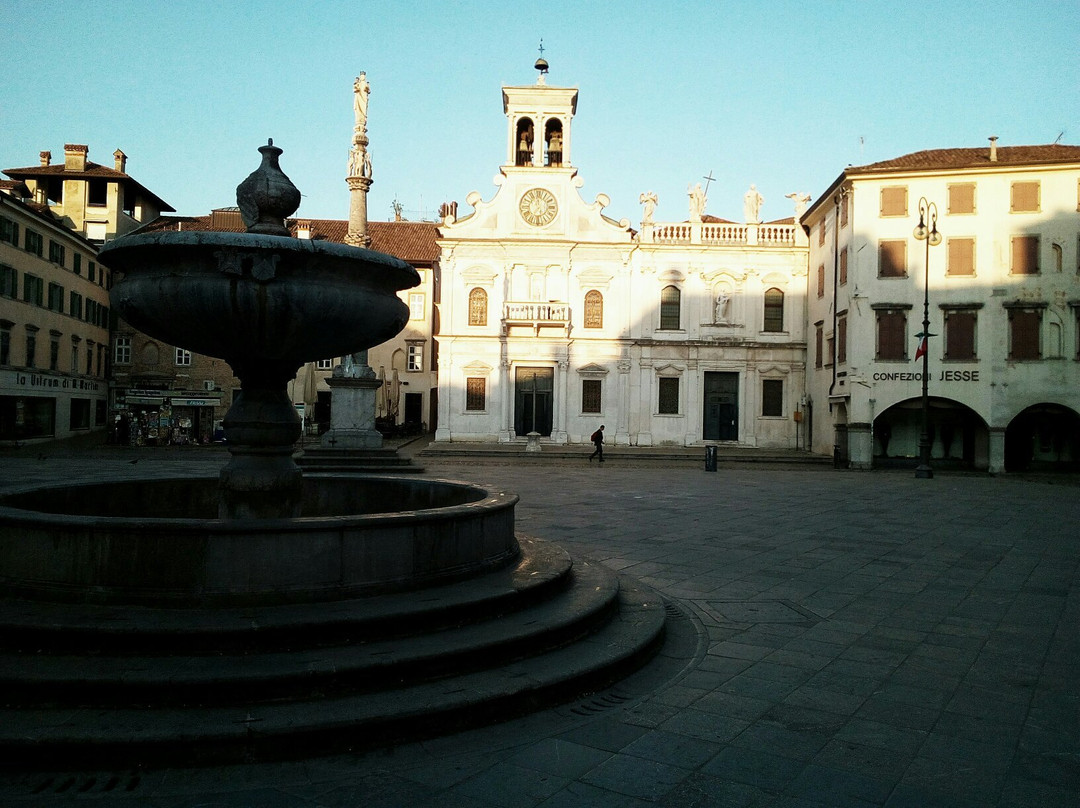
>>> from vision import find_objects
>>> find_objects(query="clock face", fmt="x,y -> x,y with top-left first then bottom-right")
519,187 -> 558,226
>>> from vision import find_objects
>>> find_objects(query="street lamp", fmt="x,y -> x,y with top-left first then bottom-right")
913,197 -> 941,479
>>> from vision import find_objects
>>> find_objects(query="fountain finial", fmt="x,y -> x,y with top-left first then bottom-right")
236,139 -> 302,236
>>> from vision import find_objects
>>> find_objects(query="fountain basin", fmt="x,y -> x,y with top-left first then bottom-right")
0,475 -> 518,606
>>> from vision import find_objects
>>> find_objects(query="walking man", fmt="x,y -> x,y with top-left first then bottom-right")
589,424 -> 605,463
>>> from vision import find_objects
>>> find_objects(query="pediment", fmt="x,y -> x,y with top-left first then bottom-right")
655,363 -> 683,376
577,363 -> 609,377
462,361 -> 493,374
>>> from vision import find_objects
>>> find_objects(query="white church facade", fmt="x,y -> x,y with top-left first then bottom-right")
434,70 -> 809,448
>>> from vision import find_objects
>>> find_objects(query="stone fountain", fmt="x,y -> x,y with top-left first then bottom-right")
0,142 -> 665,767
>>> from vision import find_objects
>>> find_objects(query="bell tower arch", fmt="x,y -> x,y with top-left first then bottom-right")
502,58 -> 578,170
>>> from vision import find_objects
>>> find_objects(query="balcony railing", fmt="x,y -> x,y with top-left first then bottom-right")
644,221 -> 800,247
503,301 -> 571,334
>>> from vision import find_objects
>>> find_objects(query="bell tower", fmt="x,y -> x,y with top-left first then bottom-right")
502,55 -> 578,170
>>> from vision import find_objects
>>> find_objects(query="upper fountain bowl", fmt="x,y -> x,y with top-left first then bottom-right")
101,231 -> 420,380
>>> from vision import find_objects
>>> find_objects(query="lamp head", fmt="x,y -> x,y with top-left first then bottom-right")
928,228 -> 943,247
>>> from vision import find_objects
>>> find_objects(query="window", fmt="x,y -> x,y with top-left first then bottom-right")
73,253 -> 82,275
816,264 -> 825,297
22,273 -> 43,306
88,179 -> 108,207
761,379 -> 783,417
88,261 -> 96,283
839,247 -> 848,285
49,335 -> 60,371
763,288 -> 784,332
25,329 -> 37,367
69,291 -> 83,320
71,341 -> 79,373
1010,181 -> 1040,213
0,264 -> 16,298
837,313 -> 847,364
409,293 -> 425,320
839,196 -> 849,228
584,290 -> 603,328
69,399 -> 91,430
947,238 -> 975,276
943,309 -> 977,360
0,215 -> 18,245
582,379 -> 602,413
87,341 -> 95,375
818,220 -> 826,247
814,321 -> 823,368
658,377 -> 679,414
659,286 -> 681,330
1008,307 -> 1042,360
48,240 -> 65,266
878,240 -> 907,278
468,288 -> 487,326
316,358 -> 333,370
465,377 -> 486,410
1011,235 -> 1039,275
948,183 -> 976,214
24,229 -> 43,257
407,343 -> 423,371
880,186 -> 908,217
875,308 -> 908,360
0,322 -> 11,365
47,282 -> 64,313
175,347 -> 192,366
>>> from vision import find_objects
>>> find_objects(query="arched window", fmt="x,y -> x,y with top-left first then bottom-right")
515,118 -> 534,166
468,288 -> 487,326
584,290 -> 603,328
763,288 -> 784,332
659,285 -> 681,330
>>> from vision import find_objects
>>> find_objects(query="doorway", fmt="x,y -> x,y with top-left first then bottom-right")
703,372 -> 739,441
515,367 -> 554,437
404,392 -> 423,432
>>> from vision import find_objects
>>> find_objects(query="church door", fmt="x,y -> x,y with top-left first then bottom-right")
515,367 -> 554,437
703,372 -> 739,441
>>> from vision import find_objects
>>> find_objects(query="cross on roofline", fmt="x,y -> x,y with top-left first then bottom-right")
702,171 -> 716,194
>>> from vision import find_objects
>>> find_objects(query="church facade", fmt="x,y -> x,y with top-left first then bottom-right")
434,71 -> 809,448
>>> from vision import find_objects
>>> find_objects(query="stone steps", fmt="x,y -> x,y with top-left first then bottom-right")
0,539 -> 666,768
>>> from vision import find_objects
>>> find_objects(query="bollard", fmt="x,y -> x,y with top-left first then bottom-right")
705,445 -> 717,472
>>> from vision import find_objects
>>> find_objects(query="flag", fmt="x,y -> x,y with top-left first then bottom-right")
914,335 -> 927,362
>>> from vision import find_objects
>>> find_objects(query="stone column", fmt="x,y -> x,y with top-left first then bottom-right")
616,357 -> 631,445
345,174 -> 372,247
321,374 -> 383,449
988,427 -> 1006,475
847,422 -> 873,469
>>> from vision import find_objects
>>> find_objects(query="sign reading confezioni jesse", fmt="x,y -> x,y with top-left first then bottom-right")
872,370 -> 980,382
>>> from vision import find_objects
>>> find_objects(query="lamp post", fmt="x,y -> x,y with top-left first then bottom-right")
913,197 -> 941,479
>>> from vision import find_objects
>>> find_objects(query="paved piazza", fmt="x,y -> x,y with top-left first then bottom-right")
0,449 -> 1077,807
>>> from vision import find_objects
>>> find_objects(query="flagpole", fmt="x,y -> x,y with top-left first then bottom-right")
913,197 -> 941,479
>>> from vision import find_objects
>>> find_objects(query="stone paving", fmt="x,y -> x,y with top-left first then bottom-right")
0,447 -> 1077,807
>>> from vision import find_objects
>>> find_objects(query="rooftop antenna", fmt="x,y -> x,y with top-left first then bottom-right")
535,39 -> 549,83
1054,130 -> 1064,144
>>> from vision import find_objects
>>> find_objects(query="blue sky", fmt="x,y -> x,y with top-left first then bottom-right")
3,0 -> 1078,225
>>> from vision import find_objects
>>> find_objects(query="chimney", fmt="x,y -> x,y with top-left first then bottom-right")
64,144 -> 89,172
39,151 -> 51,167
988,136 -> 998,162
113,149 -> 127,173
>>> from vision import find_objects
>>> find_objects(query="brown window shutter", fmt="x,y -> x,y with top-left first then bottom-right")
1011,182 -> 1040,212
1010,310 -> 1040,359
840,247 -> 848,284
815,324 -> 823,367
837,316 -> 847,363
880,186 -> 907,216
947,238 -> 975,276
877,311 -> 906,360
817,264 -> 825,297
1011,236 -> 1039,275
945,311 -> 975,360
840,196 -> 849,228
948,183 -> 976,214
879,240 -> 907,277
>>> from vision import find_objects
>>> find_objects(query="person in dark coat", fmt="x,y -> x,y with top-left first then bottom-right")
589,424 -> 605,463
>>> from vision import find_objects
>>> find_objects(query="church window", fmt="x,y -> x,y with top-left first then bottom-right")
465,378 -> 486,411
761,379 -> 783,417
468,288 -> 487,326
584,290 -> 603,328
581,379 -> 601,413
657,377 -> 679,414
659,286 -> 681,330
763,288 -> 784,332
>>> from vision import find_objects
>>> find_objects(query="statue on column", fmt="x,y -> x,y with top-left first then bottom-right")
353,73 -> 370,134
743,184 -> 764,224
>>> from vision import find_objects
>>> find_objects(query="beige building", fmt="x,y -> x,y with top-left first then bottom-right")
435,68 -> 809,447
0,187 -> 111,443
801,142 -> 1080,473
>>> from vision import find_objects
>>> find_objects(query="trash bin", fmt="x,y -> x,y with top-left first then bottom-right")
705,445 -> 717,472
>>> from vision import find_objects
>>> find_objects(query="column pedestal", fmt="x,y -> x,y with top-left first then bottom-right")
321,375 -> 383,450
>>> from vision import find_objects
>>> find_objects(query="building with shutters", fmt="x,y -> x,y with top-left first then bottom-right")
800,141 -> 1080,473
434,65 -> 810,448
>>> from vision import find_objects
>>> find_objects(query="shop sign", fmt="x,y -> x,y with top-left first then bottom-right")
872,370 -> 980,382
2,369 -> 102,392
170,399 -> 217,407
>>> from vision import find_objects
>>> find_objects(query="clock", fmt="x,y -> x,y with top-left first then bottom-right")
519,187 -> 558,226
